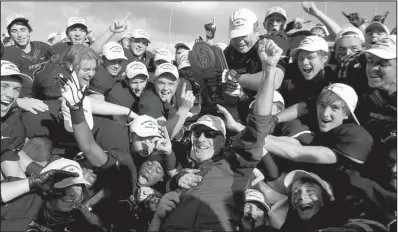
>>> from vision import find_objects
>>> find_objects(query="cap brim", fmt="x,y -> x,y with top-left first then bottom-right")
265,12 -> 287,21
7,18 -> 29,28
134,130 -> 161,138
67,23 -> 88,29
365,49 -> 396,60
132,36 -> 151,43
290,44 -> 321,58
246,199 -> 271,212
54,176 -> 91,189
175,43 -> 190,50
189,121 -> 224,136
230,28 -> 253,39
127,72 -> 149,79
178,62 -> 191,70
103,54 -> 128,61
155,71 -> 178,80
286,29 -> 312,36
366,22 -> 390,34
3,72 -> 33,86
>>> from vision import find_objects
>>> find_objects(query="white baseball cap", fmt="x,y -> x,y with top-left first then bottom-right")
284,170 -> 334,201
245,189 -> 271,211
364,36 -> 396,60
101,41 -> 127,60
1,60 -> 33,86
125,61 -> 149,79
264,6 -> 287,21
290,35 -> 329,58
249,91 -> 285,109
175,42 -> 192,51
229,8 -> 259,39
120,31 -> 133,40
189,115 -> 226,137
176,50 -> 191,70
320,83 -> 360,125
47,32 -> 60,41
129,115 -> 162,138
131,29 -> 151,43
336,27 -> 365,43
365,21 -> 390,35
66,17 -> 87,29
311,23 -> 330,36
6,14 -> 29,28
154,48 -> 173,63
40,158 -> 91,189
155,63 -> 179,79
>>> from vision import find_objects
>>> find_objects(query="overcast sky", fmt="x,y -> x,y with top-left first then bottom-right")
1,1 -> 396,52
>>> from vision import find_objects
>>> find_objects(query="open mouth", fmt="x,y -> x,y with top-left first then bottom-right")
320,119 -> 332,124
139,175 -> 148,185
302,67 -> 313,74
0,100 -> 12,110
298,204 -> 314,212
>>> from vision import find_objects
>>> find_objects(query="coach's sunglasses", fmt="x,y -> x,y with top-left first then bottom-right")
192,130 -> 223,139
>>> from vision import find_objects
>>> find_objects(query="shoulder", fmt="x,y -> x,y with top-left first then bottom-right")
49,42 -> 70,55
145,50 -> 155,59
3,45 -> 22,61
140,88 -> 159,103
31,41 -> 51,50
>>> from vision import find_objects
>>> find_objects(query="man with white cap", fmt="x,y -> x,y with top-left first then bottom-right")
364,20 -> 390,48
119,31 -> 132,49
174,42 -> 192,62
263,6 -> 288,34
240,189 -> 273,232
153,48 -> 173,68
123,29 -> 155,72
311,23 -> 330,38
47,32 -> 61,46
1,60 -> 33,178
138,62 -> 194,140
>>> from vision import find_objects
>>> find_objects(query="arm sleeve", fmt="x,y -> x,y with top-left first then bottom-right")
138,94 -> 164,119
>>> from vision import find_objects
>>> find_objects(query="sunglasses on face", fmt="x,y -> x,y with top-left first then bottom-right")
192,130 -> 223,139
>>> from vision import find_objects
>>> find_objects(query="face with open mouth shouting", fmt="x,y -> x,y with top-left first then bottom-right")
76,59 -> 97,88
67,26 -> 88,45
1,77 -> 22,117
138,160 -> 164,187
291,180 -> 325,221
241,202 -> 267,231
48,185 -> 83,213
154,73 -> 179,103
264,14 -> 285,33
297,50 -> 328,80
316,97 -> 349,132
365,28 -> 388,47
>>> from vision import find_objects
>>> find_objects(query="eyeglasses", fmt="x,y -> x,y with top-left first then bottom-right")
192,130 -> 223,139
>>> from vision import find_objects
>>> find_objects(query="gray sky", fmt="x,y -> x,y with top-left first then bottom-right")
2,1 -> 396,52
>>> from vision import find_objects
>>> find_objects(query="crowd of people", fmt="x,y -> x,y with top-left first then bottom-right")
1,1 -> 397,232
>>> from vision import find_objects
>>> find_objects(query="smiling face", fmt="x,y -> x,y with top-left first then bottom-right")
76,59 -> 96,87
67,25 -> 87,45
365,54 -> 397,93
1,77 -> 22,117
128,74 -> 148,97
264,14 -> 285,33
138,160 -> 164,187
316,91 -> 350,132
230,32 -> 259,54
191,125 -> 225,163
241,202 -> 267,231
334,37 -> 363,63
291,179 -> 325,221
297,50 -> 328,80
154,73 -> 179,103
120,37 -> 130,49
9,23 -> 31,47
48,185 -> 83,213
103,57 -> 124,77
130,38 -> 149,57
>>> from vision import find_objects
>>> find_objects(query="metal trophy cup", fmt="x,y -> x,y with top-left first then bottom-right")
188,41 -> 229,112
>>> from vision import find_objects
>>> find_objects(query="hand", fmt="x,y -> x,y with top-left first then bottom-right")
372,11 -> 389,23
154,126 -> 172,155
257,38 -> 283,67
86,28 -> 95,42
342,12 -> 365,27
16,97 -> 49,114
204,16 -> 216,39
109,13 -> 129,33
154,191 -> 180,220
29,169 -> 78,192
55,72 -> 87,109
179,82 -> 195,111
178,169 -> 202,189
138,186 -> 155,202
293,17 -> 305,29
216,104 -> 238,131
302,2 -> 320,16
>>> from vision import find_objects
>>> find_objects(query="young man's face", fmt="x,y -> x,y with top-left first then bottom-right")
241,202 -> 267,231
103,57 -> 123,77
264,14 -> 285,33
48,185 -> 83,213
120,37 -> 130,49
9,24 -> 31,47
291,180 -> 325,221
311,28 -> 326,38
191,125 -> 224,163
76,59 -> 96,87
316,97 -> 348,132
154,74 -> 179,103
1,77 -> 22,117
230,32 -> 258,54
365,54 -> 397,92
297,50 -> 328,80
334,37 -> 363,63
365,28 -> 388,47
130,38 -> 149,57
131,133 -> 159,157
175,47 -> 190,62
67,25 -> 87,45
128,75 -> 148,97
138,160 -> 164,187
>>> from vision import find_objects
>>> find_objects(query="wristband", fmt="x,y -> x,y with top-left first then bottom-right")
70,107 -> 86,125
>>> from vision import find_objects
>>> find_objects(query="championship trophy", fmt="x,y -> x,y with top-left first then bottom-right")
188,41 -> 229,113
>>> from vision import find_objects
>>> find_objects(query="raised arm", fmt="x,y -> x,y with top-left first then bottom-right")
88,96 -> 138,120
90,18 -> 128,55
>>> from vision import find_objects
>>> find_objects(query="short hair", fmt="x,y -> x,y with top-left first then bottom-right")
23,137 -> 53,162
7,21 -> 33,35
317,90 -> 350,116
290,177 -> 330,203
60,44 -> 99,73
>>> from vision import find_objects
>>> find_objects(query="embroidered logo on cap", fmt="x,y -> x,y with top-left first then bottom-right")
109,45 -> 123,53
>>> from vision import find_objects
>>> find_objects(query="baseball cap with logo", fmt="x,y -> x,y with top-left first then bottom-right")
364,36 -> 396,60
66,17 -> 88,29
155,63 -> 179,79
264,6 -> 287,21
189,115 -> 226,137
6,14 -> 29,29
284,170 -> 335,201
125,61 -> 149,79
132,29 -> 151,43
229,8 -> 259,39
129,115 -> 162,138
245,189 -> 271,211
311,23 -> 330,36
290,35 -> 329,58
40,158 -> 91,189
1,60 -> 33,86
336,27 -> 365,43
154,48 -> 173,63
120,31 -> 133,41
176,51 -> 191,70
101,41 -> 127,60
320,83 -> 360,125
365,21 -> 390,35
